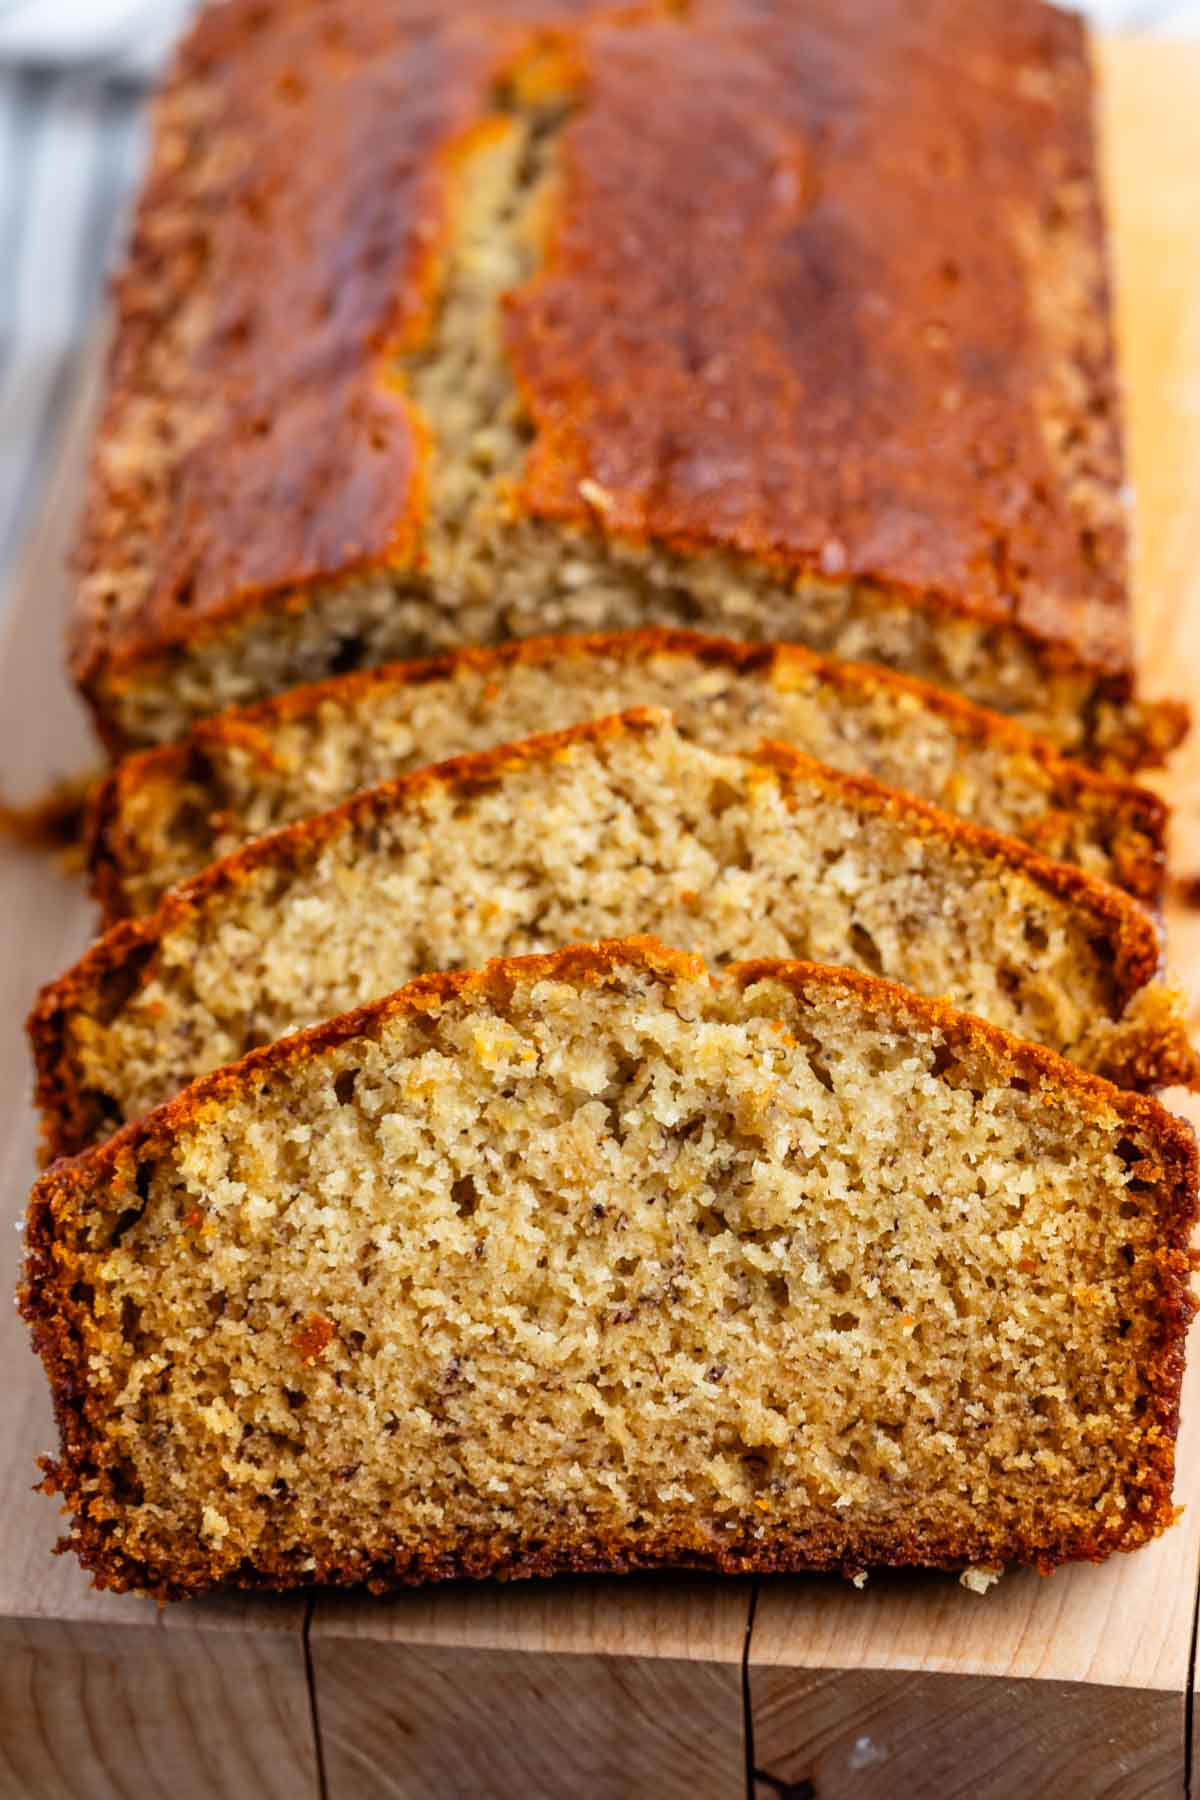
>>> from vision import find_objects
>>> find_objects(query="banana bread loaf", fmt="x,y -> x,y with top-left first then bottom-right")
89,630 -> 1168,923
21,939 -> 1197,1600
32,712 -> 1196,1162
72,0 -> 1185,765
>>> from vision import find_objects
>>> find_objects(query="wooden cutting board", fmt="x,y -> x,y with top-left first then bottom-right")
1,37 -> 1198,1800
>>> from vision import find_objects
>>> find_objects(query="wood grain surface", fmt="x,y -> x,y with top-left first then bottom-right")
749,1670 -> 1182,1800
0,36 -> 1197,1800
314,1636 -> 744,1800
311,1578 -> 751,1800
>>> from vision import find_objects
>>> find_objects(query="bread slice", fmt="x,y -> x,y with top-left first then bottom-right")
72,0 -> 1186,767
89,630 -> 1168,924
32,712 -> 1196,1162
22,938 -> 1197,1601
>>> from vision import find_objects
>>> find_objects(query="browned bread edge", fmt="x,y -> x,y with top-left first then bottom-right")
34,709 -> 1197,1163
21,936 -> 1199,1600
86,629 -> 1170,922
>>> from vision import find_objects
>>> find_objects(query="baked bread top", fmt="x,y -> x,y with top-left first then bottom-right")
72,0 -> 1167,755
505,2 -> 1125,658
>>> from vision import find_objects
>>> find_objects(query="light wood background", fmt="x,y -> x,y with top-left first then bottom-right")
0,37 -> 1198,1800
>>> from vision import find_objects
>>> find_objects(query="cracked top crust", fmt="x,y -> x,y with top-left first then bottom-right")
510,2 -> 1129,669
71,0 -> 1132,695
70,6 -> 496,686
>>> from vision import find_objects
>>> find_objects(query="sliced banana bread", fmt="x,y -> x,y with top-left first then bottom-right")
32,712 -> 1196,1162
22,939 -> 1197,1600
73,0 -> 1186,766
90,630 -> 1168,923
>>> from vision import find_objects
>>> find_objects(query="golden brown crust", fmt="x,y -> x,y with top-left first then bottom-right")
21,937 -> 1199,1600
33,708 -> 1197,1165
86,628 -> 1170,923
70,20 -> 462,693
17,1502 -> 1198,1603
508,2 -> 1129,672
71,0 -> 1166,752
70,0 -> 643,711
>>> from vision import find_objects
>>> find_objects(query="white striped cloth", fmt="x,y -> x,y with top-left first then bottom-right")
0,68 -> 143,588
0,0 -> 1197,623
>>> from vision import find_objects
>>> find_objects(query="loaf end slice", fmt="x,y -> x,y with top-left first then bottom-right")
72,0 -> 1186,767
87,630 -> 1169,923
21,939 -> 1197,1601
32,712 -> 1198,1162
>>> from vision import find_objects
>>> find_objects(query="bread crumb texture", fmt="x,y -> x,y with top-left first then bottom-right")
959,1565 -> 1004,1595
34,714 -> 1196,1161
90,631 -> 1167,922
22,941 -> 1197,1599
